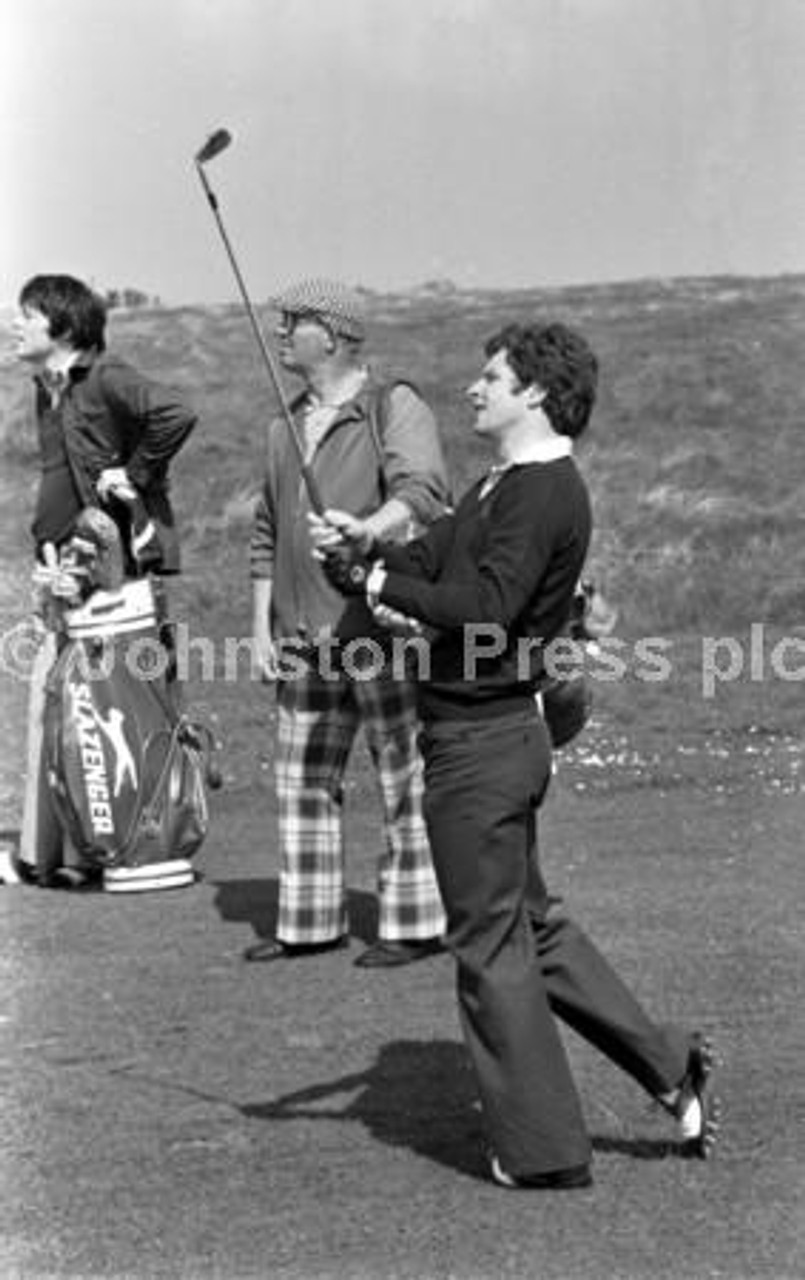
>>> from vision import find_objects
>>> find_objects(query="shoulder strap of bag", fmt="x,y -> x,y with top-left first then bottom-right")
366,379 -> 419,501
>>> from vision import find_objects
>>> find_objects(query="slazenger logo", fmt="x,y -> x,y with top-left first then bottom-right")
71,682 -> 138,836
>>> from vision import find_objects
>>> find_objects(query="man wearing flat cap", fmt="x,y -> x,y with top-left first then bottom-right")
246,278 -> 450,967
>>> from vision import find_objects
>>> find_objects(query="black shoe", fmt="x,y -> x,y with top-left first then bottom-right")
39,866 -> 99,891
353,938 -> 445,969
243,935 -> 349,963
490,1155 -> 593,1190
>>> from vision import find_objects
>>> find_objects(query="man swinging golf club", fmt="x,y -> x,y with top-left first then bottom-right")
310,319 -> 720,1184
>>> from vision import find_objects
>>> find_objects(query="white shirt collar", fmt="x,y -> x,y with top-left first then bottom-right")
45,347 -> 83,379
302,367 -> 369,462
505,435 -> 573,465
38,348 -> 84,406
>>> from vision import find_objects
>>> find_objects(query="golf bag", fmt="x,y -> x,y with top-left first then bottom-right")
42,577 -> 218,892
541,671 -> 594,750
540,579 -> 618,749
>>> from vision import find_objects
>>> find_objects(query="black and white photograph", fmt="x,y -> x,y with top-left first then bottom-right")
1,2 -> 802,1277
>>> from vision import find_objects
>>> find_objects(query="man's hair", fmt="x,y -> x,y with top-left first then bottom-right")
18,274 -> 107,352
485,322 -> 598,438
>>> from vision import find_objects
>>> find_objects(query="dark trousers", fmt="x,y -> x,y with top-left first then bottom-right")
421,707 -> 690,1179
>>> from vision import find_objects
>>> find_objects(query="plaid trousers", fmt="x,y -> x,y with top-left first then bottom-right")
274,662 -> 445,944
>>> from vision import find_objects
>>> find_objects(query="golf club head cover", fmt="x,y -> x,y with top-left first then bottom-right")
322,546 -> 372,596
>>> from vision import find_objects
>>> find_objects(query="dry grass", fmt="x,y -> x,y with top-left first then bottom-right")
3,275 -> 805,635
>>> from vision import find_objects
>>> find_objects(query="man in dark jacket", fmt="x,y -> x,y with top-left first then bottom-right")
15,274 -> 195,576
13,273 -> 197,884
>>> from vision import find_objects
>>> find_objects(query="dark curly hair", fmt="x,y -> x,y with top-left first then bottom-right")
18,274 -> 107,352
485,322 -> 598,438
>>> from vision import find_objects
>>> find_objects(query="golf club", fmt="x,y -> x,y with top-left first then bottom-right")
194,129 -> 324,513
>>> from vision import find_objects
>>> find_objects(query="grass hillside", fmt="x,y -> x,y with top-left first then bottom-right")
4,275 -> 804,633
1,274 -> 804,815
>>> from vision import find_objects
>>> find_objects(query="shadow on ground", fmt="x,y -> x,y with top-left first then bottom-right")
242,1038 -> 484,1179
211,876 -> 381,944
241,1037 -> 695,1181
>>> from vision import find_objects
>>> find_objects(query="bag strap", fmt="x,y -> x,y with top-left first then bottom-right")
366,379 -> 419,501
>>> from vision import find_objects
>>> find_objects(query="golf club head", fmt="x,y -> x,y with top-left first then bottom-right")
196,129 -> 232,165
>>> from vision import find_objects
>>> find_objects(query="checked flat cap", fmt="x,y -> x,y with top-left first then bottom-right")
270,278 -> 366,341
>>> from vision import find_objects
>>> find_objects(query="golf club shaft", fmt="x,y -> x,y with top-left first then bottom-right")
195,162 -> 325,514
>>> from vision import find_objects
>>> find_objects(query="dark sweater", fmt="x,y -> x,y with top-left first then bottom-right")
378,457 -> 591,721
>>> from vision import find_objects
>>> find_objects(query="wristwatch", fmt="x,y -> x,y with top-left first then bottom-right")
366,561 -> 387,609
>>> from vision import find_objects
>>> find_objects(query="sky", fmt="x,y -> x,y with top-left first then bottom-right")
3,0 -> 805,306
